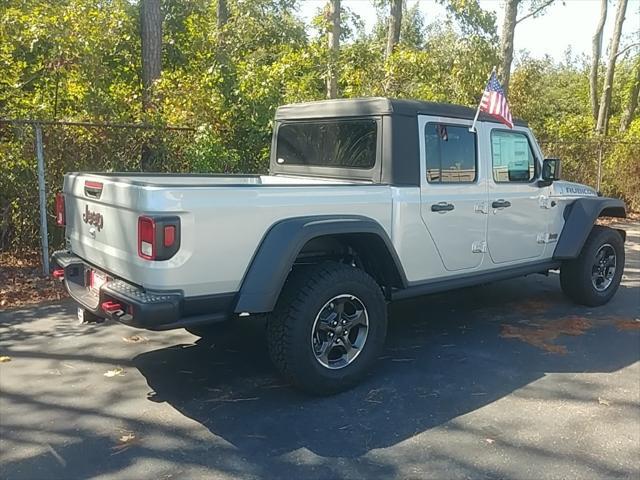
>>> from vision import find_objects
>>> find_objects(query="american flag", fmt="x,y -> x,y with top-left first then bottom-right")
480,71 -> 513,129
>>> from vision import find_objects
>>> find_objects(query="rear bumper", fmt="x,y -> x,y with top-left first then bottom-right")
52,251 -> 235,330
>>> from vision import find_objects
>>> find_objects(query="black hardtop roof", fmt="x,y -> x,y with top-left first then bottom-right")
275,97 -> 527,127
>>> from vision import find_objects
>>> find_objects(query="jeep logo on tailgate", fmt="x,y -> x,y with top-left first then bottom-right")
82,205 -> 104,231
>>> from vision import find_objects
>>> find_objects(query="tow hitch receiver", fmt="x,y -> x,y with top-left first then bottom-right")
101,300 -> 134,323
102,300 -> 124,315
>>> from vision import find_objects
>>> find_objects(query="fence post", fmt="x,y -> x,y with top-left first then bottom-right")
34,123 -> 50,275
596,139 -> 603,193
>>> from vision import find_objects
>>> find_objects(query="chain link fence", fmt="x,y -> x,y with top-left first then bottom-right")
0,120 -> 197,271
1,119 -> 639,273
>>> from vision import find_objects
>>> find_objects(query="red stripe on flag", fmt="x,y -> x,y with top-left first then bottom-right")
479,91 -> 513,129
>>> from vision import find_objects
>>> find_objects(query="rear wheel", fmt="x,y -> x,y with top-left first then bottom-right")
267,262 -> 387,395
560,225 -> 625,306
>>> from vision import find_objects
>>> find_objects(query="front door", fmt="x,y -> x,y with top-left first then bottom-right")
486,127 -> 547,264
419,117 -> 489,272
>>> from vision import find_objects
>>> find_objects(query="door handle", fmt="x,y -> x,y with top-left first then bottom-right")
492,199 -> 512,209
431,202 -> 455,212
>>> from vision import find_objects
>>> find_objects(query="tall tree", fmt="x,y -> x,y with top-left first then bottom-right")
619,58 -> 640,132
140,0 -> 163,171
499,0 -> 518,94
326,0 -> 340,99
400,2 -> 426,50
596,0 -> 629,135
499,0 -> 555,94
590,0 -> 608,121
443,0 -> 497,38
217,0 -> 229,29
385,0 -> 403,60
140,0 -> 162,112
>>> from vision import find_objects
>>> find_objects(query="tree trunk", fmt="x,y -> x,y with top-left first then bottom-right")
499,0 -> 519,95
326,0 -> 340,99
385,0 -> 403,60
140,0 -> 162,112
140,0 -> 162,171
217,0 -> 228,29
619,59 -> 640,132
590,0 -> 608,121
596,0 -> 628,135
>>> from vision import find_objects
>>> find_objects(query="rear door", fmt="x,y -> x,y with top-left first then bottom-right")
418,116 -> 489,272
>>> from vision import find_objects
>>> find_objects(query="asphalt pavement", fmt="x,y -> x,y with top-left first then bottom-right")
1,222 -> 639,480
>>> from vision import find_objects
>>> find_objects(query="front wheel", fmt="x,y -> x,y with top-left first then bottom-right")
560,225 -> 625,307
267,262 -> 387,395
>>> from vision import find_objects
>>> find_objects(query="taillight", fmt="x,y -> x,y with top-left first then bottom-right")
55,193 -> 65,226
52,268 -> 65,280
138,216 -> 156,260
138,216 -> 180,261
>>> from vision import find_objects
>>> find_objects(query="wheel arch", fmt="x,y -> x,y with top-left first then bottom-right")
234,215 -> 407,313
554,197 -> 626,260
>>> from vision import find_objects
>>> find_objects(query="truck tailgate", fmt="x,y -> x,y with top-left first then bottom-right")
63,173 -> 151,284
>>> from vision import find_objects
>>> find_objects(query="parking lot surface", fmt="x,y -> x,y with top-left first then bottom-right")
1,222 -> 638,479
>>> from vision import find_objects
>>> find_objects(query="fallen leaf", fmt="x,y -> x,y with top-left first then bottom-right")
598,397 -> 611,406
122,335 -> 148,344
615,319 -> 640,331
118,432 -> 136,443
111,432 -> 138,455
104,367 -> 125,377
365,388 -> 385,403
0,356 -> 11,363
500,316 -> 592,354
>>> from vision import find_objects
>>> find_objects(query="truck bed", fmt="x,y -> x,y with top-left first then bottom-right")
73,172 -> 363,187
62,172 -> 395,298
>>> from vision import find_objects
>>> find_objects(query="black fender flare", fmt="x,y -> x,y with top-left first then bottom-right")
234,215 -> 407,313
553,197 -> 626,260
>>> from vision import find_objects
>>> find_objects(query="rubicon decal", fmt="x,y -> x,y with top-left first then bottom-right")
564,186 -> 596,196
82,205 -> 104,231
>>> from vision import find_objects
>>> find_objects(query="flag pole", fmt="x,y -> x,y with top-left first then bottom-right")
469,66 -> 497,133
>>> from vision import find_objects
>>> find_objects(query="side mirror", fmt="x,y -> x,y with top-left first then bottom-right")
538,158 -> 561,187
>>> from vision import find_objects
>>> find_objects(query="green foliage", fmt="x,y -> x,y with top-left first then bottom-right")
1,0 -> 140,121
0,0 -> 638,251
370,1 -> 427,51
439,0 -> 498,39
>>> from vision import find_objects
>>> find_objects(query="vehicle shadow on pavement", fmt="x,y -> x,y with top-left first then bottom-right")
134,276 -> 640,464
2,224 -> 636,478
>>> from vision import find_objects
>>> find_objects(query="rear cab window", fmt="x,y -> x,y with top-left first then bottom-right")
276,119 -> 377,169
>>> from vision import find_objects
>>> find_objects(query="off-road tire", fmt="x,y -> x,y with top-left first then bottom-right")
267,262 -> 387,395
560,225 -> 625,307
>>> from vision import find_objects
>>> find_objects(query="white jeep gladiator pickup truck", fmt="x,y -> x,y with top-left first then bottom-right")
52,98 -> 627,394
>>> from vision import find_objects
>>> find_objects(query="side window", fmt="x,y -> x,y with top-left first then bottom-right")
491,130 -> 537,182
425,123 -> 477,183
